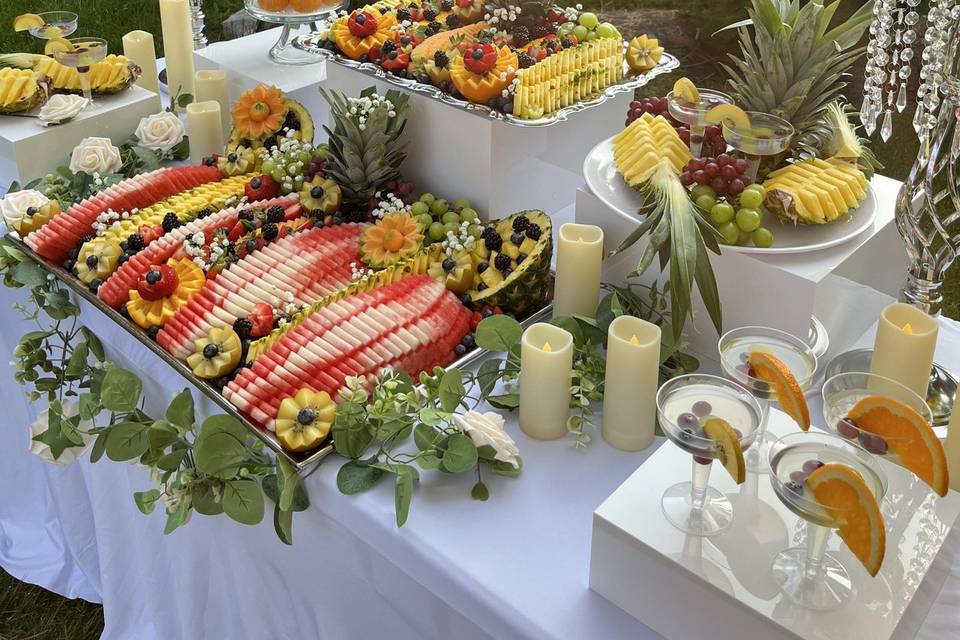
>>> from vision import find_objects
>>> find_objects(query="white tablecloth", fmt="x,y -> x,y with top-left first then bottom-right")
4,277 -> 960,639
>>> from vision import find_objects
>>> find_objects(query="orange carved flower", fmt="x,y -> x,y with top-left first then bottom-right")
231,85 -> 287,139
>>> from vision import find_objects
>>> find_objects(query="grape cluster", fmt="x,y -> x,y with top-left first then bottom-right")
626,98 -> 727,157
302,155 -> 327,183
692,183 -> 774,249
409,194 -> 482,244
625,96 -> 672,127
259,139 -> 317,194
681,154 -> 750,197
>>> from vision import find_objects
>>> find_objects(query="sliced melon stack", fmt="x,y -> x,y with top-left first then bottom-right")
613,113 -> 691,187
762,157 -> 868,225
157,224 -> 363,359
225,274 -> 471,429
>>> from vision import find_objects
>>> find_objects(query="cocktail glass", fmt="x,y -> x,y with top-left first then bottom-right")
26,11 -> 78,40
719,326 -> 817,474
721,111 -> 795,183
657,374 -> 763,537
666,88 -> 733,158
51,38 -> 107,104
768,431 -> 887,610
822,372 -> 933,457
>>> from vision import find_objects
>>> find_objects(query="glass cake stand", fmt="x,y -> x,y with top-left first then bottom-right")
243,0 -> 345,65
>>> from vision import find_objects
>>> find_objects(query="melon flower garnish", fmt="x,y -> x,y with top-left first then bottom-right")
453,410 -> 520,469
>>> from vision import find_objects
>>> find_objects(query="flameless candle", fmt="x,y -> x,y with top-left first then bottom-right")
869,303 -> 938,399
554,223 -> 604,319
195,70 -> 229,138
186,101 -> 223,164
602,315 -> 661,451
121,30 -> 159,94
159,0 -> 196,104
519,322 -> 573,440
945,408 -> 960,493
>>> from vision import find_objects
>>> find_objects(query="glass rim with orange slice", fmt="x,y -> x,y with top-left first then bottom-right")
666,77 -> 732,158
822,371 -> 949,497
15,11 -> 78,40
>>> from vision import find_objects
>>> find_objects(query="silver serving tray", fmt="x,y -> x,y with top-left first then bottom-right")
293,30 -> 679,127
6,233 -> 553,472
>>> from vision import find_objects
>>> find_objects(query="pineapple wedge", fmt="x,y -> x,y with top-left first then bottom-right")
613,113 -> 691,187
0,68 -> 51,114
763,157 -> 868,225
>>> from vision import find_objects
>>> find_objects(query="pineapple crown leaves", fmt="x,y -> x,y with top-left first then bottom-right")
0,53 -> 38,71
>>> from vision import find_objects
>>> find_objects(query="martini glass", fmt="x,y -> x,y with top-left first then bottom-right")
719,326 -> 817,474
768,431 -> 887,610
52,37 -> 107,104
721,111 -> 795,183
26,11 -> 78,40
657,374 -> 763,537
666,88 -> 732,158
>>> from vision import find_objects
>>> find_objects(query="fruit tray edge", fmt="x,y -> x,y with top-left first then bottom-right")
5,233 -> 555,473
293,32 -> 680,128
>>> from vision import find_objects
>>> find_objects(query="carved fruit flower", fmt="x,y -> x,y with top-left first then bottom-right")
231,85 -> 288,139
187,326 -> 242,379
274,388 -> 336,451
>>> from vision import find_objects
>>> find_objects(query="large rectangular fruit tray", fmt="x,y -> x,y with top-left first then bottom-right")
293,31 -> 679,128
6,233 -> 553,472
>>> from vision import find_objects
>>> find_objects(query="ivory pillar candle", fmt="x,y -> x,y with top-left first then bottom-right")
602,316 -> 661,451
159,0 -> 196,103
186,101 -> 223,164
121,30 -> 159,94
195,70 -> 229,138
945,408 -> 960,493
519,323 -> 574,440
869,303 -> 938,399
554,223 -> 604,319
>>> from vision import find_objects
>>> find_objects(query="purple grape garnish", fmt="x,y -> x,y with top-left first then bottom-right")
678,412 -> 699,428
802,459 -> 824,474
836,418 -> 859,440
679,427 -> 695,441
693,455 -> 712,465
859,432 -> 888,455
785,481 -> 804,495
790,470 -> 806,484
692,401 -> 712,417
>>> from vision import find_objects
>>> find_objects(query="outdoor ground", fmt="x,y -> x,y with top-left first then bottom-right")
0,2 -> 954,638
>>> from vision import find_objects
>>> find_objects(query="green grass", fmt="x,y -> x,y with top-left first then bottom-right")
0,569 -> 102,640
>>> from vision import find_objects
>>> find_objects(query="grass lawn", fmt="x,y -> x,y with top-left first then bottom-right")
0,569 -> 103,640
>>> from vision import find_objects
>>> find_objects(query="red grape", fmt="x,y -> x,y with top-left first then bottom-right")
693,170 -> 709,185
657,97 -> 669,112
678,129 -> 690,144
720,164 -> 737,180
711,176 -> 727,195
689,158 -> 706,172
734,158 -> 749,174
728,177 -> 745,195
630,100 -> 642,110
680,171 -> 694,186
717,153 -> 734,166
705,125 -> 721,140
704,162 -> 720,178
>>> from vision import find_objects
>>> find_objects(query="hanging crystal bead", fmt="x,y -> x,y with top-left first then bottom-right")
881,109 -> 895,141
897,84 -> 908,112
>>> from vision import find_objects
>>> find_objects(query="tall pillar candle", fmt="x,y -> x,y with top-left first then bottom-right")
186,101 -> 223,164
519,323 -> 574,440
195,70 -> 229,139
122,30 -> 159,94
159,0 -> 196,103
869,303 -> 938,399
945,408 -> 960,493
554,223 -> 604,319
602,316 -> 661,451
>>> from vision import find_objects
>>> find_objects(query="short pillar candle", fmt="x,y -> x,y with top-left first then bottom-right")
554,223 -> 604,319
186,101 -> 223,165
519,322 -> 574,440
869,303 -> 938,399
602,315 -> 661,451
194,70 -> 230,139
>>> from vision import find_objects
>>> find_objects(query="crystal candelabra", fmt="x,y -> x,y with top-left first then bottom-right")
190,0 -> 207,49
861,0 -> 960,314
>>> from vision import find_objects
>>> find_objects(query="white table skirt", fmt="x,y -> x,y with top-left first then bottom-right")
4,279 -> 960,638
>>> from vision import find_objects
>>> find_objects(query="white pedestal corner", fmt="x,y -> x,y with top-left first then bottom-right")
0,85 -> 162,187
588,412 -> 960,640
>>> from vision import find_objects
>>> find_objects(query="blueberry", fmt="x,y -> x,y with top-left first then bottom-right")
297,408 -> 316,425
147,326 -> 160,340
454,343 -> 467,356
481,308 -> 494,318
245,239 -> 258,253
146,269 -> 161,284
310,186 -> 325,199
442,258 -> 456,272
692,401 -> 712,417
477,262 -> 488,274
85,255 -> 99,268
461,333 -> 476,349
836,418 -> 859,440
477,283 -> 488,291
251,177 -> 262,189
802,459 -> 824,474
678,412 -> 698,428
88,278 -> 103,293
501,268 -> 512,278
62,259 -> 75,272
202,344 -> 219,359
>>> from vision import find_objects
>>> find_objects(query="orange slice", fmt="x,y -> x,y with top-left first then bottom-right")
805,463 -> 885,576
748,351 -> 810,431
847,395 -> 948,496
13,13 -> 44,32
44,37 -> 74,55
702,417 -> 745,484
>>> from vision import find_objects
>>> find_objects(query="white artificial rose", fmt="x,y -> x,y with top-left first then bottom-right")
135,112 -> 185,153
38,94 -> 89,126
0,189 -> 49,233
69,137 -> 122,175
453,410 -> 520,468
28,400 -> 94,466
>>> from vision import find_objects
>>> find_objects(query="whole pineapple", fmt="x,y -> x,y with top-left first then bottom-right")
721,0 -> 875,178
320,88 -> 410,212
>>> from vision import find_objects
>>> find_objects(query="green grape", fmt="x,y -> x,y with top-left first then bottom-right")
718,222 -> 739,244
271,170 -> 286,184
410,201 -> 430,217
736,230 -> 752,246
441,211 -> 461,224
585,30 -> 599,42
690,184 -> 716,201
572,24 -> 589,41
431,198 -> 450,215
417,213 -> 434,229
578,12 -> 599,29
261,160 -> 276,174
452,198 -> 471,211
460,207 -> 479,223
735,208 -> 761,232
751,227 -> 774,248
694,194 -> 716,211
596,22 -> 618,39
419,192 -> 436,205
709,202 -> 735,225
428,221 -> 446,242
443,221 -> 460,236
292,176 -> 304,189
467,223 -> 483,239
738,188 -> 764,210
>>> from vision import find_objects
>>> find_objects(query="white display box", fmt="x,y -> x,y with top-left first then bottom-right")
575,175 -> 909,359
589,412 -> 960,640
324,62 -> 632,220
0,86 -> 162,187
193,28 -> 329,130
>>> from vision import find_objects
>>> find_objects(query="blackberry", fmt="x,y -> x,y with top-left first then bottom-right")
440,0 -> 453,9
525,224 -> 542,240
476,262 -> 489,274
238,209 -> 255,221
161,211 -> 179,233
233,318 -> 253,339
89,277 -> 103,293
266,205 -> 285,223
512,215 -> 530,232
425,21 -> 441,36
509,231 -> 525,245
494,253 -> 511,271
147,326 -> 161,340
461,333 -> 476,349
445,14 -> 461,28
423,7 -> 438,20
396,7 -> 412,21
483,234 -> 503,252
196,208 -> 214,220
434,51 -> 451,68
531,23 -> 549,38
126,233 -> 144,252
442,258 -> 456,272
381,39 -> 397,54
512,25 -> 531,47
454,343 -> 467,356
518,52 -> 536,69
262,223 -> 279,241
481,225 -> 498,240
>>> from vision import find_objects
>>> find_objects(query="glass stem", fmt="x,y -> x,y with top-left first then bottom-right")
744,154 -> 761,183
690,125 -> 705,158
79,70 -> 92,103
690,458 -> 712,511
803,522 -> 831,582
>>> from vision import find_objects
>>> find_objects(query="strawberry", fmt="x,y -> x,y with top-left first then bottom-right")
367,44 -> 383,62
526,44 -> 547,62
248,303 -> 274,338
381,50 -> 410,73
469,310 -> 483,332
137,264 -> 179,301
463,43 -> 497,74
347,10 -> 378,38
456,0 -> 473,7
245,175 -> 280,202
